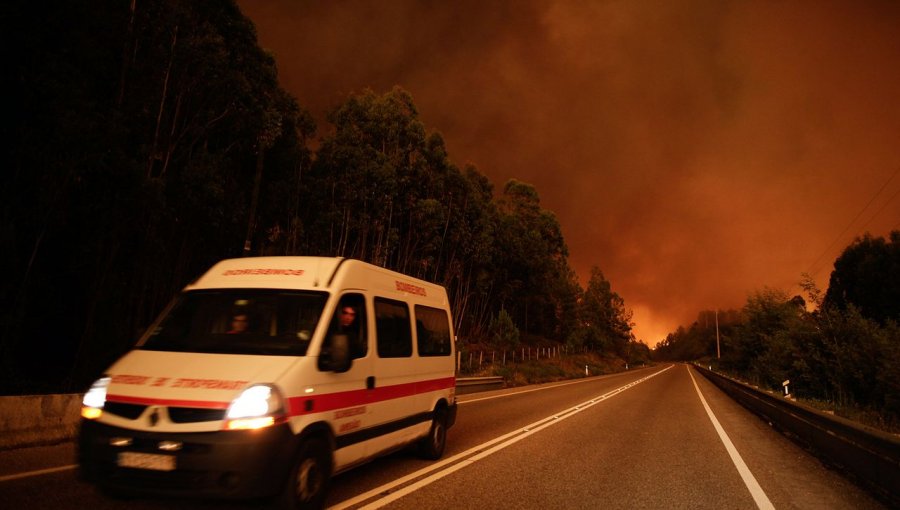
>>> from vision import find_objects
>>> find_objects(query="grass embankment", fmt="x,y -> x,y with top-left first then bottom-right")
460,350 -> 646,387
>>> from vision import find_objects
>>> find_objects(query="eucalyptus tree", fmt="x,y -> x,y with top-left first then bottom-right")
307,88 -> 501,337
3,0 -> 310,392
824,231 -> 900,325
76,0 -> 308,383
434,164 -> 498,337
309,87 -> 431,266
491,179 -> 576,339
572,267 -> 633,354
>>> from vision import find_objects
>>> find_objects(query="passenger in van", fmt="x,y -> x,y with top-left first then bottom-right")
227,313 -> 250,334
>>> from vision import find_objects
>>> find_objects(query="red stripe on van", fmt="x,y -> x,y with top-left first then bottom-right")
286,376 -> 456,417
105,376 -> 455,415
106,394 -> 230,409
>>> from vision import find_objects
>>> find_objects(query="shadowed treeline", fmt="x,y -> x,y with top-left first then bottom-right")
2,0 -> 644,394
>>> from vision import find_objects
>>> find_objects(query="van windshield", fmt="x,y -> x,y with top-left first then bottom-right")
139,289 -> 328,356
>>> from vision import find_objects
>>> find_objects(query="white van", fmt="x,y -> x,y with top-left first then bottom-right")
78,257 -> 457,508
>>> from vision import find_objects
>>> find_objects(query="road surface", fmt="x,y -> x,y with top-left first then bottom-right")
0,364 -> 887,509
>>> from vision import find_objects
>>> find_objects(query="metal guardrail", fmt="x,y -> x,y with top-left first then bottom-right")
456,376 -> 504,395
694,365 -> 900,507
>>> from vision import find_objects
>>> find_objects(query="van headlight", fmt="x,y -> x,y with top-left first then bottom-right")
224,385 -> 285,430
81,377 -> 111,419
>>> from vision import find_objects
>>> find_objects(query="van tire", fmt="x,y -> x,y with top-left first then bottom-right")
280,437 -> 331,510
417,407 -> 447,460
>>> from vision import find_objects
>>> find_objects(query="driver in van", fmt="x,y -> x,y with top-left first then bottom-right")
227,312 -> 249,334
339,306 -> 356,329
337,304 -> 366,358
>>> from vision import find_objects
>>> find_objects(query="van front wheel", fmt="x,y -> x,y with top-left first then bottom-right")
417,407 -> 447,460
281,437 -> 331,510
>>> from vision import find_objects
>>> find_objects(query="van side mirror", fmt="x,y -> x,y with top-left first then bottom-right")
324,333 -> 352,373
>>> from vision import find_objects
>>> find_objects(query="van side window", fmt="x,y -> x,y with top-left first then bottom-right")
374,298 -> 412,358
415,305 -> 452,356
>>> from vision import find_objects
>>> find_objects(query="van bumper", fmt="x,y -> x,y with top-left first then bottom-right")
78,419 -> 299,500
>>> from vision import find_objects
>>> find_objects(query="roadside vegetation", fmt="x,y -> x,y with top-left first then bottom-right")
655,232 -> 900,432
459,341 -> 651,386
486,353 -> 649,387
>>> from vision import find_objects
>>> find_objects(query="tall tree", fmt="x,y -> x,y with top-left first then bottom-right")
570,267 -> 633,354
2,0 -> 311,392
492,179 -> 574,339
824,231 -> 900,325
309,87 -> 432,267
305,87 -> 501,336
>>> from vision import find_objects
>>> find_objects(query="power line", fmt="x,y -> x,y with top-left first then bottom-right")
805,166 -> 899,277
859,183 -> 900,234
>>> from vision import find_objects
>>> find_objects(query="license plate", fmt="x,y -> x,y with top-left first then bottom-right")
117,452 -> 176,471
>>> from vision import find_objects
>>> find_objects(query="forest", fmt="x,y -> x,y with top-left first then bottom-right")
2,0 -> 645,394
654,232 -> 900,428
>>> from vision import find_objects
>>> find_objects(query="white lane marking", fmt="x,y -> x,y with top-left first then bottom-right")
329,365 -> 674,510
687,366 -> 775,510
0,464 -> 77,482
458,377 -> 605,404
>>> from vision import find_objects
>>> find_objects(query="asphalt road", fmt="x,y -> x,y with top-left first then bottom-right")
0,364 -> 888,509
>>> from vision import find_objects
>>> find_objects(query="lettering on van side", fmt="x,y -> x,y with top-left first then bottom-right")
395,281 -> 427,296
110,374 -> 152,385
170,378 -> 249,390
339,420 -> 361,433
222,268 -> 305,276
109,374 -> 248,390
334,406 -> 367,419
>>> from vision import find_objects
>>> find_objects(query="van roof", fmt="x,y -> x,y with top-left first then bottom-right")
186,257 -> 448,306
187,257 -> 339,290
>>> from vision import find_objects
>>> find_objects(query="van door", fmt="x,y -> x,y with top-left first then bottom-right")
367,297 -> 424,453
318,293 -> 373,468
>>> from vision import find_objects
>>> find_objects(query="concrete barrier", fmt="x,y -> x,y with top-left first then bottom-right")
0,394 -> 83,450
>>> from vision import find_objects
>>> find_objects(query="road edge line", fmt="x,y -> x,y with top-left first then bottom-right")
687,365 -> 775,510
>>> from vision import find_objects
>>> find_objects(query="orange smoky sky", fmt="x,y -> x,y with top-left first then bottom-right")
236,0 -> 900,346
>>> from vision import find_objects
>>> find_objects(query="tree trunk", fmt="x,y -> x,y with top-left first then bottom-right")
147,25 -> 178,179
243,147 -> 265,255
116,0 -> 137,109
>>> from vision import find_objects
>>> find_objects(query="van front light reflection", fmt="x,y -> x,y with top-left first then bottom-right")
81,376 -> 111,419
224,385 -> 284,430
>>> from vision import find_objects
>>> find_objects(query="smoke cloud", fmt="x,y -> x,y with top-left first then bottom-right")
238,0 -> 900,345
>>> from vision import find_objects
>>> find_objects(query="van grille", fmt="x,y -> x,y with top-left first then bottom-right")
103,402 -> 225,423
104,402 -> 146,420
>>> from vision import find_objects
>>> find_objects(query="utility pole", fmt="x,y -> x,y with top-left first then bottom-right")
715,309 -> 721,359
